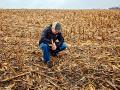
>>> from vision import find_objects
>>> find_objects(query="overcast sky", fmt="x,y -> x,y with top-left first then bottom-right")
0,0 -> 120,9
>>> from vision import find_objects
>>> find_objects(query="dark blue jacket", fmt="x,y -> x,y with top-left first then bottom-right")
39,25 -> 64,47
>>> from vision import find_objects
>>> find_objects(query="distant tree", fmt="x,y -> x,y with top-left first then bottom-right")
109,6 -> 120,10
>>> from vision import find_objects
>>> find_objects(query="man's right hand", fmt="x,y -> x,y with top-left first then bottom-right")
49,40 -> 57,50
51,42 -> 57,50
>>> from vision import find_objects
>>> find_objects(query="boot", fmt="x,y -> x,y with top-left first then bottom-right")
47,61 -> 53,68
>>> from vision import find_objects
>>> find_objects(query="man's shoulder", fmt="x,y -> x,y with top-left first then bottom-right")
43,25 -> 51,31
42,25 -> 51,34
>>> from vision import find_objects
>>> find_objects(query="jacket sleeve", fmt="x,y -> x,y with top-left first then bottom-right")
40,28 -> 51,44
56,33 -> 64,47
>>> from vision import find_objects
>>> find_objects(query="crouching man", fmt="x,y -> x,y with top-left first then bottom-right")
39,22 -> 67,68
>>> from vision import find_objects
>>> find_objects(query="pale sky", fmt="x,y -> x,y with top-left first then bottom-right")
0,0 -> 120,9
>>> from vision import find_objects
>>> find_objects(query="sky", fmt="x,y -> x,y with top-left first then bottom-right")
0,0 -> 120,9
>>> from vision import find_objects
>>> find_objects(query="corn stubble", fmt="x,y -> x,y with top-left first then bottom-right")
0,9 -> 120,90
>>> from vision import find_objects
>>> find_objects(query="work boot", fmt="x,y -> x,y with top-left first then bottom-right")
51,53 -> 57,57
47,61 -> 53,68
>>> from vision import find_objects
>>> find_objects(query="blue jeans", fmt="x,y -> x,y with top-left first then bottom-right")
39,43 -> 67,62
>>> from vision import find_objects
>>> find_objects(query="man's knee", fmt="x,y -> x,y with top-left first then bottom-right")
39,43 -> 48,50
60,43 -> 67,50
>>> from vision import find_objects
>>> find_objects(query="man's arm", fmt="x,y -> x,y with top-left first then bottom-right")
56,33 -> 64,47
40,28 -> 51,44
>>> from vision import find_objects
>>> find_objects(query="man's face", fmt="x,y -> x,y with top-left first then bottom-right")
52,28 -> 59,34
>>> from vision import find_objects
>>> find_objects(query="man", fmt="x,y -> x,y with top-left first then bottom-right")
39,22 -> 67,68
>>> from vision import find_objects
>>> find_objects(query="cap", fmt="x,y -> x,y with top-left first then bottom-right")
52,22 -> 61,32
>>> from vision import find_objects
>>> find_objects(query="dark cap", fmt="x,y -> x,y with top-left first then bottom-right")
52,22 -> 61,32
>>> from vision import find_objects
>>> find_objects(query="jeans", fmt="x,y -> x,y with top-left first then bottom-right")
39,43 -> 67,62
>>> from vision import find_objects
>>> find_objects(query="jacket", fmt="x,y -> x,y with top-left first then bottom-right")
39,25 -> 64,47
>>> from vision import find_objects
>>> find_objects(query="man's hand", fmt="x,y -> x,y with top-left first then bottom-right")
51,39 -> 57,50
51,43 -> 56,50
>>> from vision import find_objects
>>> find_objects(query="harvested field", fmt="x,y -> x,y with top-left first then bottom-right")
0,9 -> 120,90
